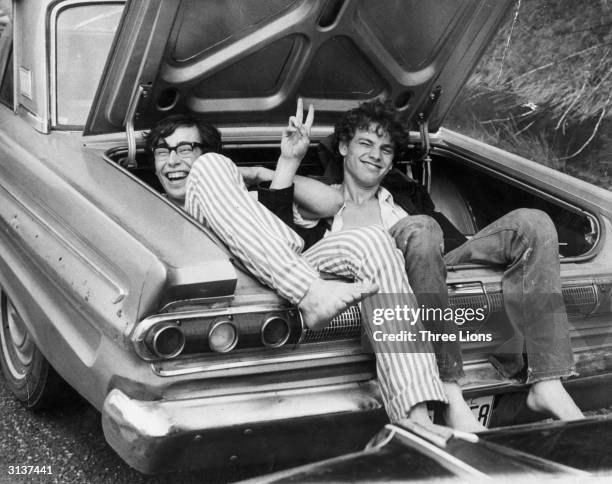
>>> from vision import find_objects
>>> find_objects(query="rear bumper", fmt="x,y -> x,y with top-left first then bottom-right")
101,368 -> 612,474
101,380 -> 387,474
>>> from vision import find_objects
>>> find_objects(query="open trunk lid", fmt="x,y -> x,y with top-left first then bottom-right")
84,0 -> 514,136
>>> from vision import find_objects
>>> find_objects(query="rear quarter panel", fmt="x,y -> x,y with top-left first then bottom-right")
0,107 -> 237,407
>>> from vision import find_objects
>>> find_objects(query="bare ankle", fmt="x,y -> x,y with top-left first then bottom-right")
442,382 -> 486,432
298,279 -> 378,330
527,379 -> 584,420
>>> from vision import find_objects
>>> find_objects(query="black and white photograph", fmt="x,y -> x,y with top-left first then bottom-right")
1,0 -> 612,482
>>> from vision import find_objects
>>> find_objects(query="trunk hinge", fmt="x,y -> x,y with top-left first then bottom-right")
416,86 -> 442,193
123,84 -> 150,168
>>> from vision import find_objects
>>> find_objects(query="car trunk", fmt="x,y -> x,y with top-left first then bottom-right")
104,138 -> 612,422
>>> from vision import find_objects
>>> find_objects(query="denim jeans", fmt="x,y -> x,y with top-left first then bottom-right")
390,208 -> 576,383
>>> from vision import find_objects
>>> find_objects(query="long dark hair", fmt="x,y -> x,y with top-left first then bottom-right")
145,114 -> 222,153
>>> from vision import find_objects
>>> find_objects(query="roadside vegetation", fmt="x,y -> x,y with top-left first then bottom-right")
447,0 -> 612,190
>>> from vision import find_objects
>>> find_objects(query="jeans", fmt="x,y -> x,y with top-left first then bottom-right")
390,209 -> 576,383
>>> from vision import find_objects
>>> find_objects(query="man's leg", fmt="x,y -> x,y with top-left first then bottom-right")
444,208 -> 582,420
390,215 -> 484,431
185,153 -> 376,327
390,216 -> 464,379
303,225 -> 447,425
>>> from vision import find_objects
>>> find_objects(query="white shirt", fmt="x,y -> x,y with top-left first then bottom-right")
294,185 -> 409,234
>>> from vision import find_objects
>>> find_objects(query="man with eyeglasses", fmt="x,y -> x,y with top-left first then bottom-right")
145,106 -> 449,430
148,115 -> 222,206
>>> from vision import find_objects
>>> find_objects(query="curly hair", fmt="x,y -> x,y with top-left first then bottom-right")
145,114 -> 222,154
332,99 -> 409,161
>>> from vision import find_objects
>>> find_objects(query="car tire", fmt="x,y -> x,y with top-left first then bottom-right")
0,288 -> 70,410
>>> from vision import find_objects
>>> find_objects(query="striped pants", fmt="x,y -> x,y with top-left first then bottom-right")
185,153 -> 446,422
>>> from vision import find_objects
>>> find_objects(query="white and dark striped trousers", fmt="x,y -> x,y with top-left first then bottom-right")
185,153 -> 447,422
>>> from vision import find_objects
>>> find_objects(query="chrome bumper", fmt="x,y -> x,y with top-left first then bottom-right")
101,381 -> 385,474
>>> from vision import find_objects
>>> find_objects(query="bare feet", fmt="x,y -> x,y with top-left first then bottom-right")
526,379 -> 584,420
442,382 -> 486,432
299,279 -> 379,330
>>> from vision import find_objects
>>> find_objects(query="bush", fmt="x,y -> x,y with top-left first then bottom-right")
448,0 -> 612,190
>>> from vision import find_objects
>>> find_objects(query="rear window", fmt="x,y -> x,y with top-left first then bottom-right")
54,2 -> 123,128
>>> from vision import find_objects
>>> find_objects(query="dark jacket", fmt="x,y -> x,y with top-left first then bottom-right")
257,183 -> 329,250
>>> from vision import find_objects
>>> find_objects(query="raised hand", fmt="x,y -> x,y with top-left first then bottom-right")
280,98 -> 315,162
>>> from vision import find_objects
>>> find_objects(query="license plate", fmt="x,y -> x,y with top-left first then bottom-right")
468,395 -> 494,427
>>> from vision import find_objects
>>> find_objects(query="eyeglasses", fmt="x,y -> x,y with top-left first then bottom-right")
153,142 -> 204,160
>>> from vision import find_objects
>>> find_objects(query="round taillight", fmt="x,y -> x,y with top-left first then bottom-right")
147,324 -> 185,359
208,320 -> 238,353
261,317 -> 290,348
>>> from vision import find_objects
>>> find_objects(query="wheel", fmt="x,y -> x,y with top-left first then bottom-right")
0,288 -> 68,409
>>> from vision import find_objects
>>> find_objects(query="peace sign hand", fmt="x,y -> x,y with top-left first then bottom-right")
280,98 -> 315,162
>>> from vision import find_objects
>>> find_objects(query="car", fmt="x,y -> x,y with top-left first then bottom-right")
0,0 -> 611,476
247,415 -> 612,482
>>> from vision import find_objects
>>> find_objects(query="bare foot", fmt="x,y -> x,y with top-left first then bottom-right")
526,379 -> 584,420
398,403 -> 460,446
398,402 -> 436,429
442,382 -> 486,432
299,279 -> 378,330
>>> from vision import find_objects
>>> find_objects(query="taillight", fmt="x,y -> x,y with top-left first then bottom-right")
260,316 -> 290,348
208,320 -> 238,353
145,323 -> 185,358
135,306 -> 301,360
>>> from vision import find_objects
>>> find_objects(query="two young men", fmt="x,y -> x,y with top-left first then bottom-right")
147,104 -> 447,428
147,99 -> 583,431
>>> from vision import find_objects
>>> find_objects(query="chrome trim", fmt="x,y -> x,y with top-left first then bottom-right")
260,316 -> 290,348
152,347 -> 370,377
159,295 -> 235,313
135,303 -> 288,338
48,0 -> 124,129
132,303 -> 292,360
219,125 -> 333,144
207,320 -> 238,353
124,84 -> 144,168
220,127 -> 422,145
448,280 -> 491,322
299,305 -> 361,344
148,323 -> 185,359
448,281 -> 487,295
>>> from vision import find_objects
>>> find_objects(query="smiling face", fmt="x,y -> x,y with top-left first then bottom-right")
339,124 -> 395,189
153,125 -> 203,205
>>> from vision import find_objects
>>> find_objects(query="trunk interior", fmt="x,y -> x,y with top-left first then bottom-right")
107,140 -> 600,260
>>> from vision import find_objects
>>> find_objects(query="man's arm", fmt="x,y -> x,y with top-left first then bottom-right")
271,99 -> 343,218
238,165 -> 274,187
238,164 -> 342,218
294,175 -> 342,218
